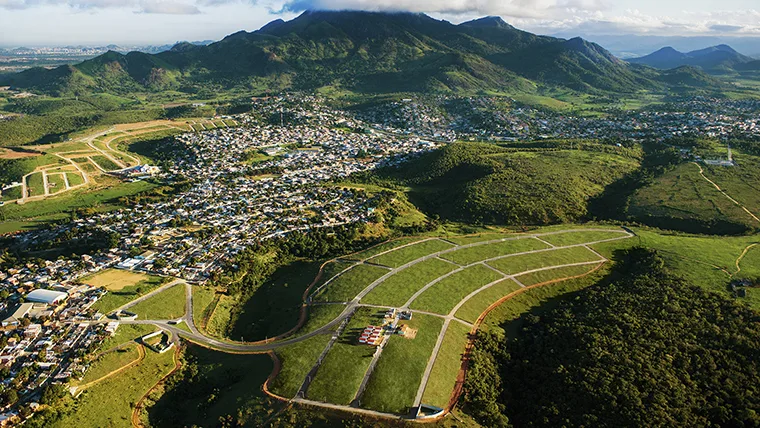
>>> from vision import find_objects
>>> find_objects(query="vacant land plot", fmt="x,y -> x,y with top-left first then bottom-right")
487,247 -> 601,276
420,321 -> 470,409
270,335 -> 332,398
65,172 -> 85,186
540,230 -> 627,246
445,232 -> 519,245
90,155 -> 120,171
1,186 -> 22,201
362,258 -> 458,308
26,171 -> 45,196
307,308 -> 381,404
298,304 -> 346,336
361,314 -> 443,414
454,279 -> 523,324
91,275 -> 167,314
47,173 -> 66,193
128,284 -> 186,320
369,239 -> 455,268
410,265 -> 505,315
81,269 -> 153,291
192,286 -> 217,328
440,238 -> 549,266
79,344 -> 141,385
204,294 -> 235,338
97,324 -> 157,352
315,264 -> 388,303
516,263 -> 600,287
343,237 -> 424,261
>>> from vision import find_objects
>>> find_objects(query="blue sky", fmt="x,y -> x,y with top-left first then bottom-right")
1,0 -> 759,46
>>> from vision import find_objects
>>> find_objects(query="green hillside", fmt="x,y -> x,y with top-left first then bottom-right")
356,141 -> 641,225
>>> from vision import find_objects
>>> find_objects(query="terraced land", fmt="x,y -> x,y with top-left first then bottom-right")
486,246 -> 602,275
409,264 -> 505,315
362,258 -> 458,307
369,239 -> 455,268
314,264 -> 389,302
439,237 -> 549,265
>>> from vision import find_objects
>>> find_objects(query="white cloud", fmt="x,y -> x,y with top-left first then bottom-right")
137,0 -> 200,14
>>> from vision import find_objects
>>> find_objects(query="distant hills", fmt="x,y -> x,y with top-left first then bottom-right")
0,11 -> 731,96
629,44 -> 759,72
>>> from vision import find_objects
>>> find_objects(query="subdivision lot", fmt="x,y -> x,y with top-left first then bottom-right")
360,314 -> 444,414
90,155 -> 121,171
78,344 -> 141,385
420,321 -> 470,409
307,308 -> 381,404
410,264 -> 505,315
91,275 -> 167,314
369,239 -> 455,268
486,246 -> 601,275
298,304 -> 347,336
192,286 -> 217,328
361,258 -> 458,308
47,173 -> 66,193
270,335 -> 332,398
515,264 -> 600,287
440,237 -> 549,265
81,268 -> 153,291
343,237 -> 424,261
540,230 -> 629,247
454,279 -> 523,324
445,232 -> 518,245
314,264 -> 388,302
26,171 -> 45,196
128,284 -> 186,320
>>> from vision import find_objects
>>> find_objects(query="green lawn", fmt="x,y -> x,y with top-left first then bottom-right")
128,283 -> 186,320
540,230 -> 629,247
343,237 -> 425,261
1,185 -> 22,201
90,155 -> 121,171
454,279 -> 523,324
440,237 -> 549,265
444,232 -> 519,245
97,324 -> 157,352
270,335 -> 332,398
51,345 -> 176,428
369,239 -> 455,268
297,304 -> 346,336
307,307 -> 382,404
78,344 -> 141,385
702,151 -> 760,219
26,171 -> 45,197
66,172 -> 84,186
486,246 -> 601,275
91,275 -> 168,314
362,258 -> 458,308
314,264 -> 388,302
410,264 -> 505,315
192,286 -> 217,328
515,264 -> 599,287
361,314 -> 444,414
420,321 -> 470,409
47,173 -> 66,194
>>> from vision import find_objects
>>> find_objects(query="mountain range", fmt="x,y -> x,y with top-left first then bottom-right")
0,11 -> 724,96
629,44 -> 760,72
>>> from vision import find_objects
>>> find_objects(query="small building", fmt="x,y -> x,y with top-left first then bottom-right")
2,302 -> 34,327
105,321 -> 120,336
26,289 -> 68,305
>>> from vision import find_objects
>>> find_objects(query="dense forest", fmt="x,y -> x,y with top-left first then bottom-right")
463,248 -> 760,427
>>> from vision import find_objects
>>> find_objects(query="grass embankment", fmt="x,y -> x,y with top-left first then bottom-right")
439,237 -> 549,265
270,335 -> 332,398
129,283 -> 186,320
91,275 -> 168,314
192,286 -> 217,328
455,279 -> 523,324
361,314 -> 443,414
362,258 -> 458,308
369,239 -> 455,268
410,265 -> 504,315
307,307 -> 382,404
540,229 -> 628,246
486,246 -> 601,275
420,321 -> 470,409
314,264 -> 388,303
342,237 -> 424,261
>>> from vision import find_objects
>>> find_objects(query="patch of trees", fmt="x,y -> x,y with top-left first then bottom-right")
463,248 -> 760,427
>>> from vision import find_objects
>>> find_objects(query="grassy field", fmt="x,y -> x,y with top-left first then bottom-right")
47,173 -> 66,194
26,171 -> 45,197
81,268 -> 153,291
91,274 -> 167,314
486,246 -> 601,276
540,230 -> 628,246
307,307 -> 381,404
78,344 -> 141,385
97,324 -> 157,352
297,304 -> 346,336
703,150 -> 760,218
1,185 -> 22,201
192,286 -> 217,328
444,232 -> 519,245
369,239 -> 455,268
440,238 -> 549,265
128,283 -> 186,320
420,321 -> 470,409
270,335 -> 332,398
361,314 -> 443,414
454,279 -> 523,324
66,171 -> 84,186
362,258 -> 458,308
516,264 -> 600,287
410,264 -> 505,315
90,155 -> 121,171
204,294 -> 235,338
314,264 -> 388,303
342,237 -> 424,261
51,346 -> 176,428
